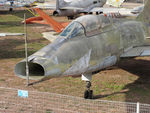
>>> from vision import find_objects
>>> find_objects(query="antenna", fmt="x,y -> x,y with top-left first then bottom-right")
24,13 -> 29,86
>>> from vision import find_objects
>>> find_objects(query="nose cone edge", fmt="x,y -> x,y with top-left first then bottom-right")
14,61 -> 45,80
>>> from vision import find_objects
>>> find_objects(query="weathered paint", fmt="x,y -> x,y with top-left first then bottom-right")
15,0 -> 150,80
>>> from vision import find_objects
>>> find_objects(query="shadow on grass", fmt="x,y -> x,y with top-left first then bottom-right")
119,58 -> 150,103
93,91 -> 125,99
94,58 -> 150,103
0,38 -> 44,59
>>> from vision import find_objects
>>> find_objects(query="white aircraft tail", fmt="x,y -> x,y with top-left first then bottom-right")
56,0 -> 68,9
56,0 -> 59,9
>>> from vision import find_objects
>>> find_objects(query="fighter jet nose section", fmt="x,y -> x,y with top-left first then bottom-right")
15,62 -> 45,80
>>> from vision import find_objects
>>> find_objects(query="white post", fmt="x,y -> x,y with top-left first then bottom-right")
24,13 -> 29,86
136,102 -> 140,113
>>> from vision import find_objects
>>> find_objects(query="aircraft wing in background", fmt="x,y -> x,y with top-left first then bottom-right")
131,4 -> 144,14
89,7 -> 134,16
35,3 -> 56,9
87,5 -> 144,17
59,6 -> 83,10
120,46 -> 150,58
35,3 -> 84,10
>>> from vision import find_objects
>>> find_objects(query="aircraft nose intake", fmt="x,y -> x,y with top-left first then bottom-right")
15,61 -> 45,80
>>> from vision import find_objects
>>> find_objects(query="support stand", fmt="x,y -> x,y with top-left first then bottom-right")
84,81 -> 93,99
82,74 -> 93,99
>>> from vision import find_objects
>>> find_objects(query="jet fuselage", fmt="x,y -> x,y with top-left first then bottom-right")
53,0 -> 106,17
15,15 -> 147,80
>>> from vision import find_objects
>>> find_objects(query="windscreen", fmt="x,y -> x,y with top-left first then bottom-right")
60,22 -> 85,39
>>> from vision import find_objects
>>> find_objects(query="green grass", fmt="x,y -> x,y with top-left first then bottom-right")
0,10 -> 49,61
0,79 -> 5,82
0,10 -> 33,33
101,82 -> 125,92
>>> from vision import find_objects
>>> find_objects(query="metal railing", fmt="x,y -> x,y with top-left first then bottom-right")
0,87 -> 150,113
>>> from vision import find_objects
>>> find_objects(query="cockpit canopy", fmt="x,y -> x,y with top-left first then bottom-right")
60,15 -> 111,38
60,22 -> 85,39
76,15 -> 111,35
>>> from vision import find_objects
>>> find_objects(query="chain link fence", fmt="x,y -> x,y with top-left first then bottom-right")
0,87 -> 150,113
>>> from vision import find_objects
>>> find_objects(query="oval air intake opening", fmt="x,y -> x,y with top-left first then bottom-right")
15,62 -> 45,80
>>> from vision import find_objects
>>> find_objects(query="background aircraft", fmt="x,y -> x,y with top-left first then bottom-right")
35,0 -> 143,19
36,0 -> 107,19
90,4 -> 144,17
131,4 -> 144,14
15,0 -> 150,99
0,0 -> 39,11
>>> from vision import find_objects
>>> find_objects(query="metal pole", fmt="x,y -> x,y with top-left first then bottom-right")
24,13 -> 29,86
136,102 -> 140,113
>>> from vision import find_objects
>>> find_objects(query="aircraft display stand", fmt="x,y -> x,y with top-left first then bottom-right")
82,74 -> 93,99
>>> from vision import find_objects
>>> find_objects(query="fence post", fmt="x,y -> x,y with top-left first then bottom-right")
24,13 -> 29,86
136,102 -> 140,113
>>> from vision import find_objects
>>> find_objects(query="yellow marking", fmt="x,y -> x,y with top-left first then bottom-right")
24,7 -> 39,17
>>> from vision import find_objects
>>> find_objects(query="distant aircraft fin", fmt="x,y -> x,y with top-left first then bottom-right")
58,0 -> 68,9
56,0 -> 59,9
